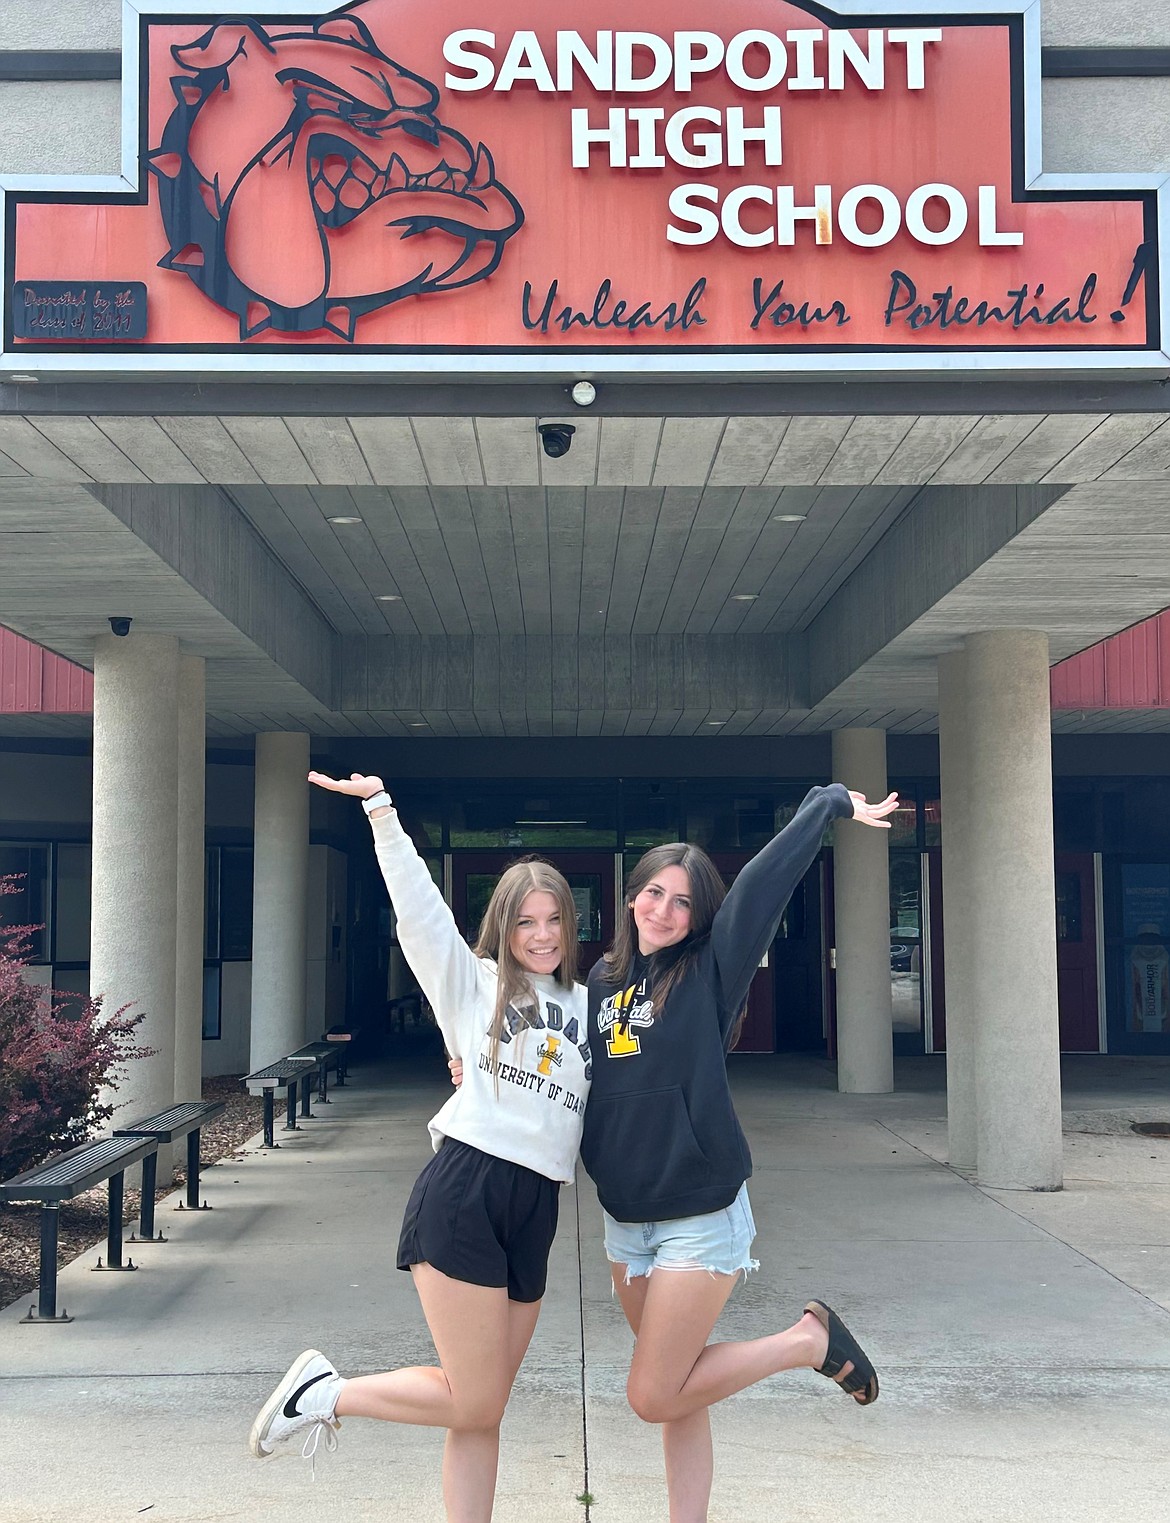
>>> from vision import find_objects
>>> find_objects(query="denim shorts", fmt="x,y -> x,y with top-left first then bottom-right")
603,1182 -> 759,1282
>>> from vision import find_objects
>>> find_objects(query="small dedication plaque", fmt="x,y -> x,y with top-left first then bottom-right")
12,282 -> 148,341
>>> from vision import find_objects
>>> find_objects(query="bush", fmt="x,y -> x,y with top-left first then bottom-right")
0,875 -> 151,1178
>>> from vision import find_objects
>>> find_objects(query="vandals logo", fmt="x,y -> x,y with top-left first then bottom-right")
147,11 -> 524,340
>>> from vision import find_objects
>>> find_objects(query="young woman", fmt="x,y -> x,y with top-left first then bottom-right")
580,782 -> 897,1523
249,772 -> 590,1523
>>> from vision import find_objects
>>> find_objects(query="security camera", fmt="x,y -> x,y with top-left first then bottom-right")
538,423 -> 576,459
108,615 -> 133,637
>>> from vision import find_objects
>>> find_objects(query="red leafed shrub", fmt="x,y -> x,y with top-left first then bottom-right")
0,875 -> 152,1178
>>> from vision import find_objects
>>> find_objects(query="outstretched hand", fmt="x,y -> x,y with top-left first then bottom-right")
848,790 -> 900,828
307,770 -> 386,800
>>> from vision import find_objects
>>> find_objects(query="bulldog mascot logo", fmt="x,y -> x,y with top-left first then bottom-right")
147,11 -> 524,340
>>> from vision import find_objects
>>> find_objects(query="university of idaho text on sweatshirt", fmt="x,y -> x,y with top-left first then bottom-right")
581,784 -> 854,1222
370,809 -> 590,1184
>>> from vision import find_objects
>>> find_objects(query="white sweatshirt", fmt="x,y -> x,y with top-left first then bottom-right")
370,810 -> 590,1185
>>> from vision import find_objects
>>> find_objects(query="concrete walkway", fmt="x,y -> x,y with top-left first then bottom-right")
2,1056 -> 1168,1523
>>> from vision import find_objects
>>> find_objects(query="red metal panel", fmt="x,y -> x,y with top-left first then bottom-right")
41,645 -> 94,712
0,627 -> 93,713
1052,609 -> 1170,710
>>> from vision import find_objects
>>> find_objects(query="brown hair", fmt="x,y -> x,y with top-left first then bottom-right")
602,843 -> 729,1020
473,858 -> 579,1085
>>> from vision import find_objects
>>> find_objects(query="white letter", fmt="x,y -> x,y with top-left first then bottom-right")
673,31 -> 725,91
775,185 -> 833,245
905,183 -> 968,245
664,107 -> 724,169
556,31 -> 613,91
725,107 -> 783,168
615,32 -> 673,92
667,184 -> 720,246
725,31 -> 787,91
496,31 -> 556,91
628,108 -> 665,168
444,29 -> 495,91
722,186 -> 775,248
571,108 -> 627,168
838,184 -> 901,247
828,29 -> 885,90
786,29 -> 824,89
978,185 -> 1023,246
887,29 -> 942,90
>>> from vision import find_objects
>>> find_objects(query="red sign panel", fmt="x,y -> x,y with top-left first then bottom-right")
1,0 -> 1163,372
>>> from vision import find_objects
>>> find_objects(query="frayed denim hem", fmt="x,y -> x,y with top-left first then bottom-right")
608,1256 -> 760,1289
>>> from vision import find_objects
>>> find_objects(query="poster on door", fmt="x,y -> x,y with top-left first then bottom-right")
1121,864 -> 1170,1034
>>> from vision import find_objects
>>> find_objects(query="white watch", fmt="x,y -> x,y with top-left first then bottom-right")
361,791 -> 394,815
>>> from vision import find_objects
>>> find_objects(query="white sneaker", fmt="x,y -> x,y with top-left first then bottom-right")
249,1349 -> 343,1467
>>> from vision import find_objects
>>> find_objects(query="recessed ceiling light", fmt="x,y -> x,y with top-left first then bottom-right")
409,721 -> 428,727
327,514 -> 362,524
773,513 -> 807,522
7,373 -> 38,384
730,593 -> 758,601
376,594 -> 401,602
707,719 -> 727,726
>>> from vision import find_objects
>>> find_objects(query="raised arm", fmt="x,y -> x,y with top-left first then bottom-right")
308,772 -> 486,1055
710,784 -> 897,1039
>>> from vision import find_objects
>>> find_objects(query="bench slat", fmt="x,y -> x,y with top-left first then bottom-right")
114,1100 -> 226,1143
0,1135 -> 157,1202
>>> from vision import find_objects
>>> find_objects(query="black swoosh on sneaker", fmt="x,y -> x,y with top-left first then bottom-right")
284,1369 -> 331,1419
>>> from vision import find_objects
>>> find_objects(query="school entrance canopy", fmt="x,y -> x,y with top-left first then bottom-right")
2,0 -> 1170,1196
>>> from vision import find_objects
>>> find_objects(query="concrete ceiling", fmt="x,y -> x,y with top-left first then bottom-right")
0,409 -> 1168,739
0,409 -> 1166,489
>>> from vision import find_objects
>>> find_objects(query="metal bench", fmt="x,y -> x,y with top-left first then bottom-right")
114,1100 -> 227,1242
288,1040 -> 342,1108
0,1134 -> 159,1323
324,1023 -> 354,1084
243,1056 -> 319,1147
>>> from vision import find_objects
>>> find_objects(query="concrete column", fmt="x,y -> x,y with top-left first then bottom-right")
91,632 -> 180,1141
174,655 -> 206,1104
938,650 -> 976,1170
831,728 -> 894,1093
966,630 -> 1063,1191
248,732 -> 310,1070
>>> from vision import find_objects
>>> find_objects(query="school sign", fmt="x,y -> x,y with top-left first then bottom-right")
2,0 -> 1166,377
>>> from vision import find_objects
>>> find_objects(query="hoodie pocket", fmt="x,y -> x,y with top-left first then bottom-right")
583,1085 -> 712,1200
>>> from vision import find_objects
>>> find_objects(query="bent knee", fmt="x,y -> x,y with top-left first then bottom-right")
626,1377 -> 678,1426
450,1392 -> 509,1431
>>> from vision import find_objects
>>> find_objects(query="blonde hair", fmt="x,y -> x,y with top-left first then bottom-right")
473,858 -> 579,1087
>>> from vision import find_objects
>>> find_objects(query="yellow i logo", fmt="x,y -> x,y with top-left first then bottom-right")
537,1035 -> 562,1076
606,986 -> 642,1058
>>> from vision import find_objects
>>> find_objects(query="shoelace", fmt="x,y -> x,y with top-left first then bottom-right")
299,1417 -> 339,1480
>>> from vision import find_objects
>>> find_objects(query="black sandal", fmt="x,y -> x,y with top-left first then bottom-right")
804,1300 -> 880,1406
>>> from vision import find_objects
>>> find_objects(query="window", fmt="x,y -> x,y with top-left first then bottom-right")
0,842 -> 50,962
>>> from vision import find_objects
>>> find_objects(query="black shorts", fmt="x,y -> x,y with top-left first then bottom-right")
396,1138 -> 560,1303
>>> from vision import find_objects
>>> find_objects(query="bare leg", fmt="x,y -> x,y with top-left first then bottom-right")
335,1265 -> 541,1523
623,1270 -> 840,1427
441,1294 -> 541,1523
611,1266 -> 716,1523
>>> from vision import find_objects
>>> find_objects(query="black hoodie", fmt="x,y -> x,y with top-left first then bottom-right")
581,783 -> 854,1222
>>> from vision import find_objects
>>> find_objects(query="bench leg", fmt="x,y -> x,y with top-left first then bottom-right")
335,1047 -> 348,1085
131,1151 -> 167,1243
284,1080 -> 299,1131
262,1089 -> 277,1147
300,1073 -> 312,1118
177,1128 -> 212,1211
93,1170 -> 136,1273
318,1063 -> 330,1104
19,1204 -> 73,1323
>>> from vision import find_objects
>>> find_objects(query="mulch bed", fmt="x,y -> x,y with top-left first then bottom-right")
0,1074 -> 263,1312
